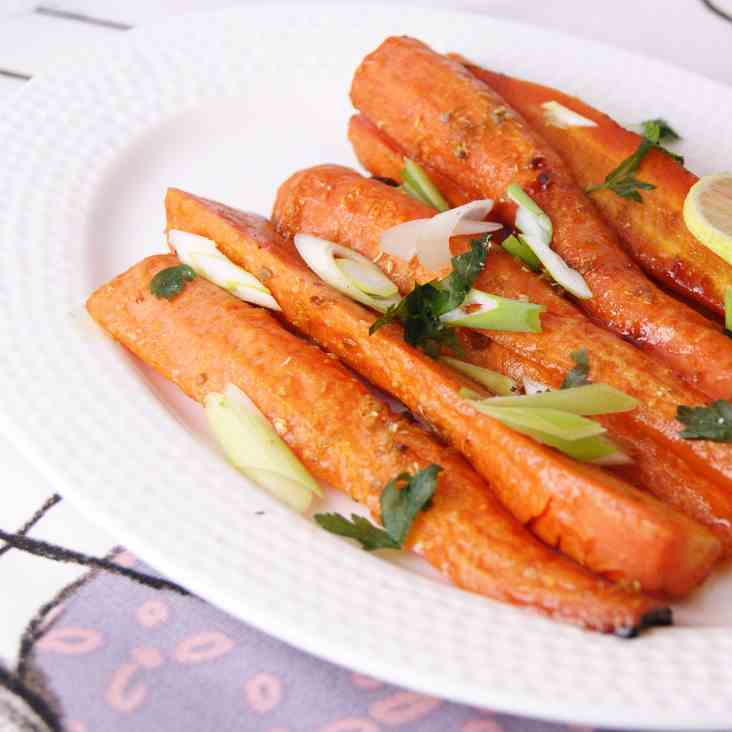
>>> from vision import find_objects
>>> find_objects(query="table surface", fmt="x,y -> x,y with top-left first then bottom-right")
1,0 -> 731,666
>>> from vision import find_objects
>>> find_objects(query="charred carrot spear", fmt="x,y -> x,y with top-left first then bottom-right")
272,164 -> 732,551
87,254 -> 677,634
456,61 -> 731,318
166,187 -> 721,595
349,36 -> 732,400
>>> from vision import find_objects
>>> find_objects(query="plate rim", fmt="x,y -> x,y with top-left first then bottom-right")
1,5 -> 731,728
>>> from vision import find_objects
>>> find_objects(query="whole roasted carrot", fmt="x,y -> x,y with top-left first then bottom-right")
87,254 -> 677,634
166,187 -> 721,595
349,36 -> 732,400
272,164 -> 732,551
456,61 -> 731,318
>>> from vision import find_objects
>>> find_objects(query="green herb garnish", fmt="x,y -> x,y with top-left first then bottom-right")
369,238 -> 488,357
641,118 -> 681,144
677,401 -> 732,442
314,464 -> 442,550
585,138 -> 656,202
642,119 -> 684,164
150,264 -> 197,300
586,118 -> 683,202
561,347 -> 591,389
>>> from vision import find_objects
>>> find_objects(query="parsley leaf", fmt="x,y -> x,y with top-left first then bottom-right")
586,117 -> 683,202
561,347 -> 591,389
380,464 -> 441,545
677,401 -> 732,442
585,138 -> 656,202
369,238 -> 489,357
313,464 -> 442,551
150,264 -> 197,300
313,513 -> 400,550
641,119 -> 684,164
642,118 -> 681,144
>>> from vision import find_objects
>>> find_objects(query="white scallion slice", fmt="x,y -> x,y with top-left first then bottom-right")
169,229 -> 280,311
294,234 -> 401,313
335,257 -> 398,297
480,383 -> 638,415
506,184 -> 592,299
402,158 -> 450,212
440,289 -> 544,333
471,403 -> 607,441
542,101 -> 598,129
205,384 -> 322,513
380,200 -> 502,270
440,356 -> 517,395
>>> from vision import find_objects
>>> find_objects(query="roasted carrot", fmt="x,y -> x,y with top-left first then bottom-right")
349,36 -> 732,400
272,164 -> 732,551
166,187 -> 721,595
87,254 -> 676,634
456,61 -> 731,318
349,114 -> 475,208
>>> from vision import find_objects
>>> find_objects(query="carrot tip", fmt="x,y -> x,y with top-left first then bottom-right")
615,607 -> 673,639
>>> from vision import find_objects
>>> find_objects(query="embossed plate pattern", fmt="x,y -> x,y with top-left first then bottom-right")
0,5 -> 731,728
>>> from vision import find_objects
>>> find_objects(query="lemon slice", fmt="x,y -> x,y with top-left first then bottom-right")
683,173 -> 732,263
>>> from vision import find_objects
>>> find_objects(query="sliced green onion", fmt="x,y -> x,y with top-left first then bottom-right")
458,386 -> 483,400
466,396 -> 629,463
506,184 -> 592,299
519,427 -> 629,465
725,285 -> 732,332
472,403 -> 606,441
401,158 -> 450,212
440,356 -> 517,395
204,384 -> 321,513
294,234 -> 401,313
507,182 -> 548,220
541,101 -> 598,129
335,258 -> 398,297
401,177 -> 433,208
169,229 -> 280,311
501,234 -> 542,272
480,383 -> 638,415
440,289 -> 544,333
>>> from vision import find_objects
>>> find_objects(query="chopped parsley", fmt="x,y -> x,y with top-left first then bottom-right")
642,118 -> 681,144
369,238 -> 489,357
642,118 -> 684,164
314,464 -> 442,550
586,118 -> 683,202
677,401 -> 732,442
150,264 -> 196,300
561,347 -> 591,389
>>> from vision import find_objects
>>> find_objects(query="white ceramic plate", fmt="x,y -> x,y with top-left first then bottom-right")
1,5 -> 731,728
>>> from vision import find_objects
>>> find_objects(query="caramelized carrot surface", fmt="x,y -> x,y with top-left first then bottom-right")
166,187 -> 721,595
87,254 -> 674,634
459,61 -> 731,318
349,36 -> 732,400
272,164 -> 732,551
